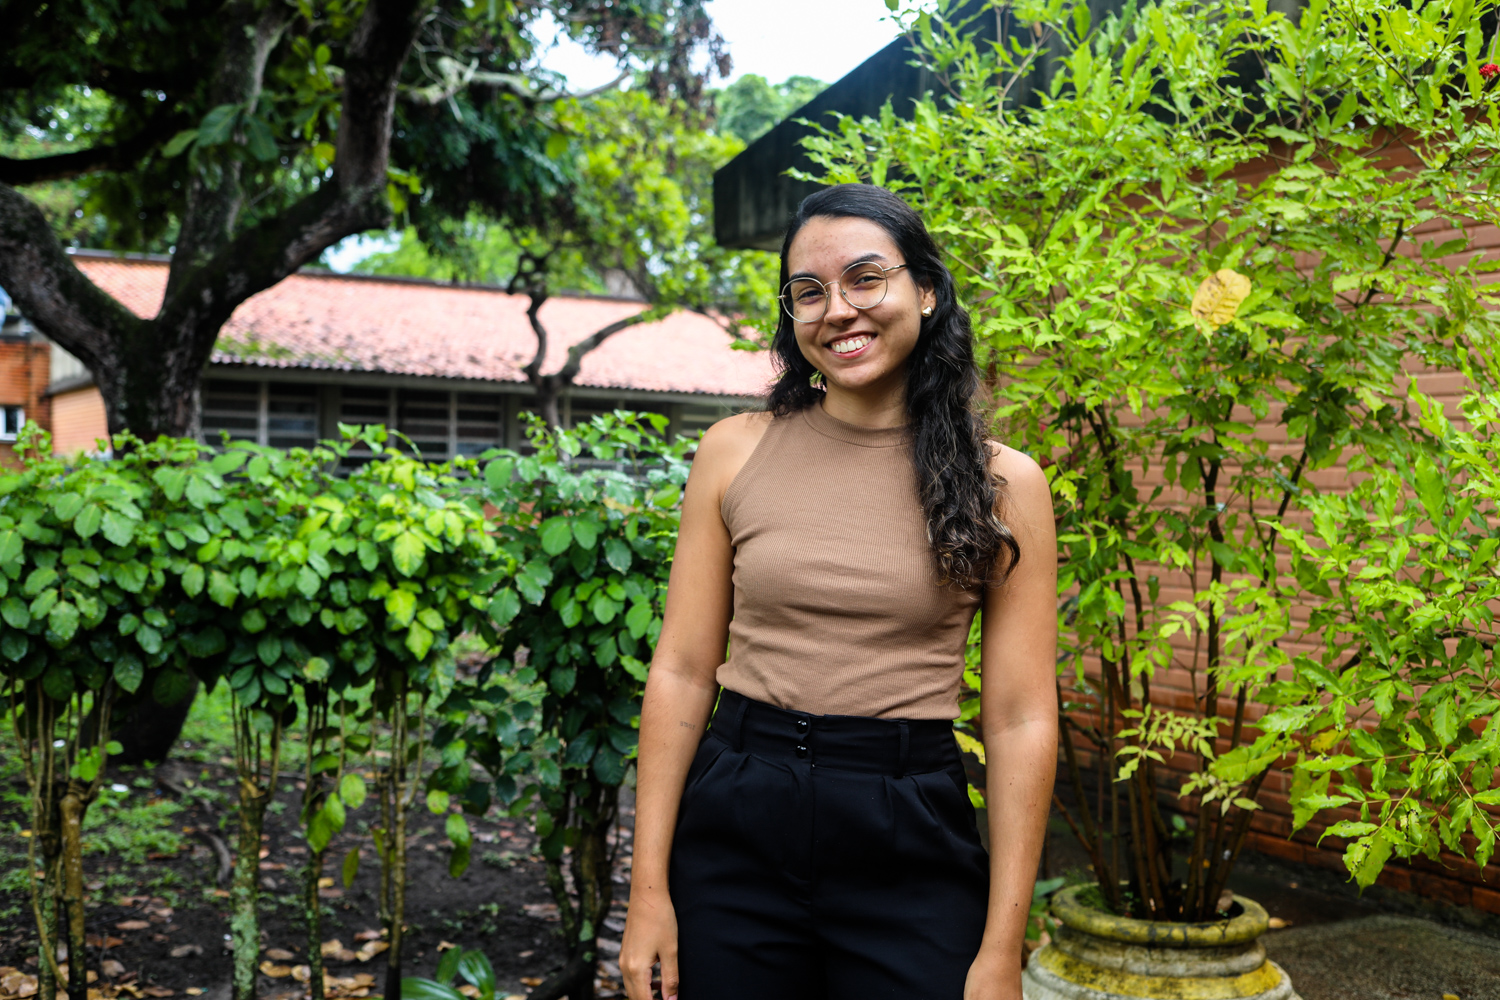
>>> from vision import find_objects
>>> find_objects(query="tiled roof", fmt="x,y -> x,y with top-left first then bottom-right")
71,254 -> 775,398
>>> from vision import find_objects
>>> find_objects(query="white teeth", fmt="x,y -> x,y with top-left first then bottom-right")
831,336 -> 871,355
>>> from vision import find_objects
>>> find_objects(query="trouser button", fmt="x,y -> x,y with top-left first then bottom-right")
795,744 -> 808,759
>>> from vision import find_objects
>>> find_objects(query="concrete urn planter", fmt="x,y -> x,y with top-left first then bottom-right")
1021,885 -> 1301,1000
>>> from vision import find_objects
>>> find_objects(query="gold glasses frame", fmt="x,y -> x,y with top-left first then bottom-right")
779,262 -> 909,324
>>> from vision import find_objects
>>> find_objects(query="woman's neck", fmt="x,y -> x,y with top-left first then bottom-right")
820,383 -> 907,430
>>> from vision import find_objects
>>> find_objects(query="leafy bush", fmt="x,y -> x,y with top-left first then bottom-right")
1268,381 -> 1500,884
1,414 -> 688,1000
440,413 -> 688,1000
806,0 -> 1500,915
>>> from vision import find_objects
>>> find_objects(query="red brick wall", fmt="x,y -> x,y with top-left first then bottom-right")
1050,142 -> 1500,912
0,338 -> 50,467
49,385 -> 109,457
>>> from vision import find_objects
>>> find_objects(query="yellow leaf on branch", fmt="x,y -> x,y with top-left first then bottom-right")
1190,268 -> 1252,328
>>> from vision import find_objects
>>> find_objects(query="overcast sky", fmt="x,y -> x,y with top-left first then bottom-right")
537,0 -> 903,90
328,1 -> 900,270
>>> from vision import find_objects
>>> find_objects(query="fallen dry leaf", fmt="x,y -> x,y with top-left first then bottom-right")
258,862 -> 287,871
114,922 -> 149,932
317,888 -> 344,899
354,942 -> 387,962
144,908 -> 172,920
291,966 -> 311,984
317,877 -> 335,889
264,950 -> 296,962
116,897 -> 148,908
140,989 -> 173,998
435,941 -> 458,953
522,903 -> 559,921
352,930 -> 383,943
100,961 -> 126,979
184,991 -> 204,997
168,946 -> 201,960
210,889 -> 230,899
114,985 -> 142,1000
519,978 -> 544,988
456,987 -> 480,998
1267,917 -> 1291,929
259,963 -> 293,979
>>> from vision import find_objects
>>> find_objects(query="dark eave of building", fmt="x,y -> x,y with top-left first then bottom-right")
711,0 -> 1315,252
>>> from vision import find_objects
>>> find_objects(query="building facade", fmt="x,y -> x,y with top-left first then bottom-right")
40,251 -> 773,457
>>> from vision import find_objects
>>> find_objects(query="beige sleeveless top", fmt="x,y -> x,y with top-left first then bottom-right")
716,401 -> 982,720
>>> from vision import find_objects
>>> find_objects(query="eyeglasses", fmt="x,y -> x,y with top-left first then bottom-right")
779,262 -> 909,323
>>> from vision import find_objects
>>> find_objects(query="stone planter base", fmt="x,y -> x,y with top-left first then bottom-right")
1021,886 -> 1302,1000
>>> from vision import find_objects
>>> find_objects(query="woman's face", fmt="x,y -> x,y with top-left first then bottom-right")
784,215 -> 935,397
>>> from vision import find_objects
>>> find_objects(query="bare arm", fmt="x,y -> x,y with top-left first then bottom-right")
966,447 -> 1059,1000
621,413 -> 767,1000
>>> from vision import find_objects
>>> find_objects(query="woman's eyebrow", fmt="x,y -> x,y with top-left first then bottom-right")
788,251 -> 890,282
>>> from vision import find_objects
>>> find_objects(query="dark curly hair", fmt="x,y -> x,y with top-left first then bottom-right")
766,183 -> 1020,589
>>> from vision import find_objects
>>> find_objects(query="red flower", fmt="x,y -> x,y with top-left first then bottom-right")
1481,62 -> 1500,79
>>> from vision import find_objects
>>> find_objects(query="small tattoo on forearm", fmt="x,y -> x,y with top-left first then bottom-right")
679,721 -> 697,730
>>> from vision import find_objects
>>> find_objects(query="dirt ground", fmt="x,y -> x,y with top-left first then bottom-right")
0,754 -> 632,1000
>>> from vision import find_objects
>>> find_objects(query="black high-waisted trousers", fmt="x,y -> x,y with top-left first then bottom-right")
668,689 -> 991,1000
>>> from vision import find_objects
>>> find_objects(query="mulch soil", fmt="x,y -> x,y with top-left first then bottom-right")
1,757 -> 634,1000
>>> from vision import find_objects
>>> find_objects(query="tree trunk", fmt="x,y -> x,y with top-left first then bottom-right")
58,789 -> 87,1000
376,672 -> 418,1000
231,778 -> 271,1000
304,848 -> 326,1000
230,708 -> 280,1000
0,0 -> 426,439
301,689 -> 329,1000
530,783 -> 619,1000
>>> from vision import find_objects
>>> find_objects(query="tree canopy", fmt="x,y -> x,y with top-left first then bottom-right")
714,72 -> 826,143
0,0 -> 728,436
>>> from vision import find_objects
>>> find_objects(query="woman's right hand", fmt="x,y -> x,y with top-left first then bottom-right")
620,887 -> 680,1000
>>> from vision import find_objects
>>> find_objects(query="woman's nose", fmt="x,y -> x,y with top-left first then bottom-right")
824,283 -> 858,323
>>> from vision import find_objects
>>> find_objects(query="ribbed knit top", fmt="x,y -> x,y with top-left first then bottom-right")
717,402 -> 982,720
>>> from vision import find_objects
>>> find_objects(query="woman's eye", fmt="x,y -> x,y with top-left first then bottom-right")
796,287 -> 824,303
850,272 -> 882,286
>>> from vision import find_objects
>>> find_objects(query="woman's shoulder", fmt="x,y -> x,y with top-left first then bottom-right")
688,410 -> 775,506
985,440 -> 1050,505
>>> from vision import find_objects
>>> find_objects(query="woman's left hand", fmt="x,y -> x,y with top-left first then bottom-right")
963,945 -> 1024,1000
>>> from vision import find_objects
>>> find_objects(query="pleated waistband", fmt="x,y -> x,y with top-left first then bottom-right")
708,688 -> 962,777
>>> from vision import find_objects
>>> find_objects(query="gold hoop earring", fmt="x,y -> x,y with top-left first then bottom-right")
922,306 -> 933,317
809,370 -> 825,389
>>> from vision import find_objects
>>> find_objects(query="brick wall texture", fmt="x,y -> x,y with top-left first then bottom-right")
0,338 -> 50,467
49,385 -> 108,457
1049,159 -> 1500,912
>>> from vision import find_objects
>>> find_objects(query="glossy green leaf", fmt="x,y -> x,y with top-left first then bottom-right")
540,517 -> 573,555
113,656 -> 144,694
339,773 -> 367,810
74,504 -> 102,539
392,532 -> 425,576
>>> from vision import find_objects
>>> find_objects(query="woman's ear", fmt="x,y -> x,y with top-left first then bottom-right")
919,280 -> 937,316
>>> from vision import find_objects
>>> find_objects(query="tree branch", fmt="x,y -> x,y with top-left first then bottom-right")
0,108 -> 188,185
522,290 -> 550,386
0,183 -> 136,380
554,313 -> 646,386
402,56 -> 628,112
154,0 -> 427,374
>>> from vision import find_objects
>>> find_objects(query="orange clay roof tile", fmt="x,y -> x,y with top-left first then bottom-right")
72,255 -> 774,398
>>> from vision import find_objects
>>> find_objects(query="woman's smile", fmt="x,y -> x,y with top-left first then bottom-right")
826,332 -> 875,358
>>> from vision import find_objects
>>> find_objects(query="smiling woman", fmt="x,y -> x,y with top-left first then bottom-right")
620,184 -> 1060,1000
